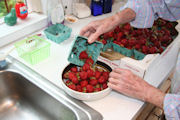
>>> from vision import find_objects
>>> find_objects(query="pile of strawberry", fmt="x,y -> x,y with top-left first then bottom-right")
63,51 -> 110,93
98,18 -> 178,55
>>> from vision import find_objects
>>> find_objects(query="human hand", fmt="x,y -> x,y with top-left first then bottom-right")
79,18 -> 115,44
108,68 -> 165,108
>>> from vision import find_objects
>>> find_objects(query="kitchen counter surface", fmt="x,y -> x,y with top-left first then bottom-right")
1,2 -> 180,120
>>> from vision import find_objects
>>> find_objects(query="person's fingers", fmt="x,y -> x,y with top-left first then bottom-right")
88,31 -> 102,44
108,77 -> 119,85
113,68 -> 132,75
80,26 -> 92,36
83,31 -> 91,38
109,71 -> 122,79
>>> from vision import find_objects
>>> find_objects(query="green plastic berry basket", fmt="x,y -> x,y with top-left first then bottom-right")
68,36 -> 103,66
44,23 -> 72,44
14,35 -> 51,65
102,40 -> 112,52
112,43 -> 133,57
133,49 -> 146,60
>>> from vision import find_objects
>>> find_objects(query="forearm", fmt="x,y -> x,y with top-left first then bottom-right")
144,85 -> 165,108
104,8 -> 136,29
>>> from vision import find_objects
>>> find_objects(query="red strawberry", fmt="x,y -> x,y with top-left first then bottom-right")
82,63 -> 90,71
80,71 -> 88,80
142,46 -> 149,54
79,51 -> 88,60
98,76 -> 105,84
102,71 -> 109,81
68,84 -> 76,90
87,69 -> 94,77
121,39 -> 128,46
123,23 -> 131,30
102,39 -> 107,45
149,47 -> 157,54
95,71 -> 101,79
69,72 -> 77,80
102,83 -> 108,89
135,44 -> 141,50
80,80 -> 88,87
70,67 -> 78,72
85,58 -> 94,65
94,87 -> 101,92
114,26 -> 121,33
71,76 -> 79,84
118,32 -> 123,39
159,47 -> 164,53
76,85 -> 82,92
89,79 -> 98,86
86,85 -> 94,93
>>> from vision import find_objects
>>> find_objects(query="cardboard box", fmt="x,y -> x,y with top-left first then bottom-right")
98,31 -> 180,86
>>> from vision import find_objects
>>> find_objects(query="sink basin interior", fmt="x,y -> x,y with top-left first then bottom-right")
0,71 -> 77,120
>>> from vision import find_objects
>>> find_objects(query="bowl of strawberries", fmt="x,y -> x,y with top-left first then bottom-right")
62,60 -> 112,101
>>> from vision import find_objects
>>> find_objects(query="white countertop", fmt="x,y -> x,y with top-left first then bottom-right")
1,2 -> 178,120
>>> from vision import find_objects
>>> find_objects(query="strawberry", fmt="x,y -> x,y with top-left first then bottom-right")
158,47 -> 164,53
76,85 -> 82,92
89,79 -> 98,86
102,83 -> 108,89
142,46 -> 149,54
95,71 -> 101,79
68,84 -> 76,90
86,85 -> 94,93
102,39 -> 107,45
85,58 -> 94,65
71,76 -> 79,84
123,23 -> 131,30
102,71 -> 109,81
80,71 -> 88,80
79,51 -> 88,60
69,72 -> 77,80
87,69 -> 94,77
134,44 -> 141,50
98,76 -> 105,84
70,67 -> 78,72
80,80 -> 88,87
94,87 -> 101,92
117,32 -> 124,39
114,26 -> 121,33
149,47 -> 157,54
82,63 -> 90,71
121,39 -> 128,46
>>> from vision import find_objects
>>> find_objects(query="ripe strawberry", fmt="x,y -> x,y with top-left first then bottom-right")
158,47 -> 164,53
108,31 -> 115,38
80,80 -> 88,87
89,79 -> 98,86
79,51 -> 88,60
128,38 -> 136,47
71,76 -> 79,84
69,72 -> 77,80
80,71 -> 88,80
123,23 -> 131,30
82,63 -> 90,71
149,47 -> 157,54
70,67 -> 78,72
134,44 -> 141,50
68,84 -> 76,90
114,26 -> 121,33
94,87 -> 101,92
121,39 -> 128,46
95,71 -> 101,79
142,46 -> 149,54
98,76 -> 105,84
76,85 -> 82,92
102,83 -> 108,89
102,39 -> 107,45
117,32 -> 123,39
86,84 -> 94,93
102,71 -> 109,81
87,69 -> 94,77
85,58 -> 94,65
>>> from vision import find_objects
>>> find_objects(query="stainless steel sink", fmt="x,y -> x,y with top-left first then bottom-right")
0,56 -> 103,120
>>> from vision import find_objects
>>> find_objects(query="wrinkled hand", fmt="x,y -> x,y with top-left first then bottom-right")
80,18 -> 115,44
108,68 -> 165,108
